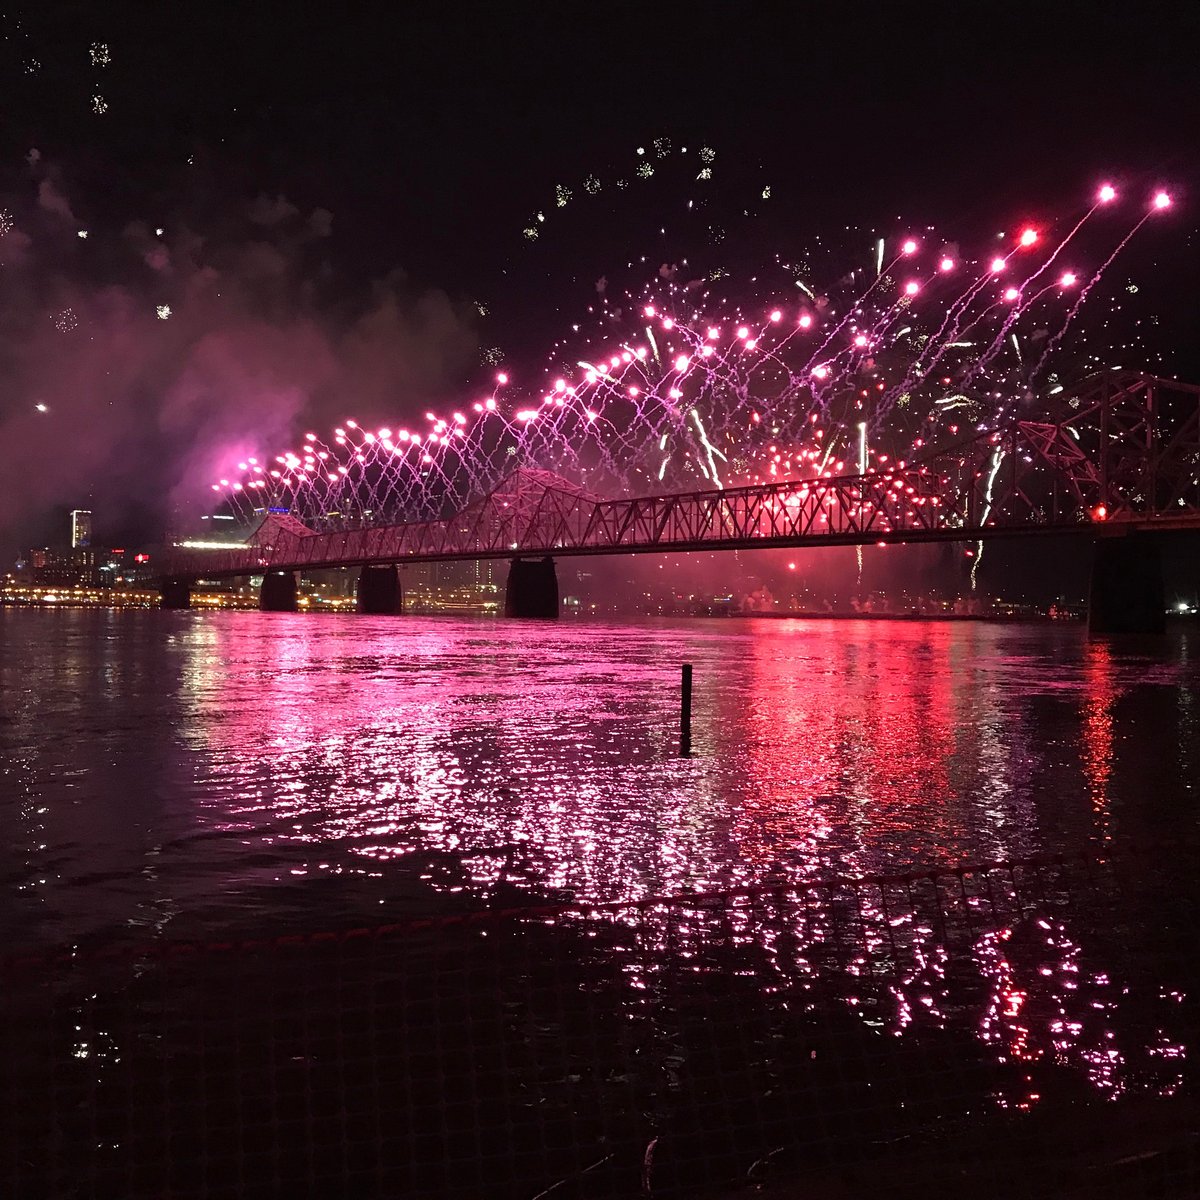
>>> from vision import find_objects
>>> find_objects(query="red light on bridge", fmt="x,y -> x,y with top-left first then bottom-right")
1092,505 -> 1108,521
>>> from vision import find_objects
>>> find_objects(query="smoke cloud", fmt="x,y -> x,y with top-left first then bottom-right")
0,155 -> 480,550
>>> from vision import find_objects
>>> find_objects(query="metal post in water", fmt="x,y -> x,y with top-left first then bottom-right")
680,663 -> 693,757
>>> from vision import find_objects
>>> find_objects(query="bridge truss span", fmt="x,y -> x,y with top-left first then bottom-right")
159,371 -> 1200,580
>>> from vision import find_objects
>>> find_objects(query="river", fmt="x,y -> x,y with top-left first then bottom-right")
2,608 -> 1197,948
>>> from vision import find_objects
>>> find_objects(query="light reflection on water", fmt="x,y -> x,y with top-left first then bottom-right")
1,607 -> 1197,1118
2,608 -> 1198,943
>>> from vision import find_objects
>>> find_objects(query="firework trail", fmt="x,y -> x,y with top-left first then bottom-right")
210,183 -> 1175,532
963,187 -> 1127,386
1029,190 -> 1171,381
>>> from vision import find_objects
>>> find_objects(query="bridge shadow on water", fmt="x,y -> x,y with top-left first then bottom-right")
1,850 -> 1197,1199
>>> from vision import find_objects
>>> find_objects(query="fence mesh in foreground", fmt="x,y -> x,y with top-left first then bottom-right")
2,851 -> 1197,1198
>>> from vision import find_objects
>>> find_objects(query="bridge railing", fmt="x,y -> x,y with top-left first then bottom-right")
154,467 -> 984,579
2,849 -> 1196,1198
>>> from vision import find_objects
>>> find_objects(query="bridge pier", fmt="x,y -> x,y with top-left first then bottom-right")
159,576 -> 192,610
1088,534 -> 1165,635
504,557 -> 559,619
356,564 -> 403,614
260,570 -> 299,612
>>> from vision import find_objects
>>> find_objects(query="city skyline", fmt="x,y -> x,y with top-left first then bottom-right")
0,3 -> 1197,576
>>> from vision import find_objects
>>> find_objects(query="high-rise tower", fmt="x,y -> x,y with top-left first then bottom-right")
70,509 -> 93,548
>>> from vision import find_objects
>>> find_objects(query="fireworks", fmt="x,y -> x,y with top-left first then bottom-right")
88,40 -> 110,114
517,139 -> 742,246
211,182 -> 1177,537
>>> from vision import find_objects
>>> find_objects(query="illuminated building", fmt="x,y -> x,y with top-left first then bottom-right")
70,509 -> 93,549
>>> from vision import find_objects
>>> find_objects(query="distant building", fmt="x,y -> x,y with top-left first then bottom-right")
19,547 -> 85,587
398,558 -> 501,614
70,509 -> 92,548
16,543 -> 124,589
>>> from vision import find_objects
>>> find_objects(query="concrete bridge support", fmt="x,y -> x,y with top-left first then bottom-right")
504,557 -> 559,619
260,570 -> 299,612
160,576 -> 192,610
357,564 -> 404,614
1088,534 -> 1165,635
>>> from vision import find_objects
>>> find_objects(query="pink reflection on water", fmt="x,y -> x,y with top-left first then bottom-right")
1,607 -> 1195,1112
184,619 -> 1190,1104
1082,640 -> 1116,841
730,621 -> 1015,877
174,614 -> 1194,1108
188,616 -> 1189,905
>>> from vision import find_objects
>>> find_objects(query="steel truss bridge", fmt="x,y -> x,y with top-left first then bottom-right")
160,371 -> 1200,581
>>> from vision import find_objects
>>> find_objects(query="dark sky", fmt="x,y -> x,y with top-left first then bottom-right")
8,1 -> 1198,297
1,0 -> 1198,557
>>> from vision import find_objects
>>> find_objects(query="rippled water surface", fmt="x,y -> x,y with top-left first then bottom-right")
2,608 -> 1199,945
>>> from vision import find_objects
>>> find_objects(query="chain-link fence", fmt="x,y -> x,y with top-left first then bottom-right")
2,850 -> 1197,1198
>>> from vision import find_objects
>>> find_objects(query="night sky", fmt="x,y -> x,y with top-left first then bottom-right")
1,1 -> 1198,579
